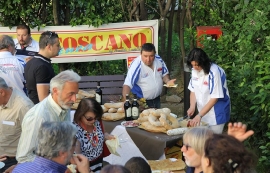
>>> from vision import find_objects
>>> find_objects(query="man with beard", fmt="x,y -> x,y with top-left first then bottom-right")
14,70 -> 80,165
13,121 -> 91,173
13,24 -> 39,65
24,31 -> 61,104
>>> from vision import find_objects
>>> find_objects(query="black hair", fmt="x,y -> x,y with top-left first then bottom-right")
187,48 -> 212,74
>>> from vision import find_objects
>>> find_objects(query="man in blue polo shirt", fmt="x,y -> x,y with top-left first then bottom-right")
122,43 -> 175,108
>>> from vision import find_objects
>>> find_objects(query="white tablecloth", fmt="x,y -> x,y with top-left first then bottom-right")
103,125 -> 147,165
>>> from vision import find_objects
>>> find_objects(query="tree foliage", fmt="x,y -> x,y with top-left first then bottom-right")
1,0 -> 270,171
189,0 -> 270,171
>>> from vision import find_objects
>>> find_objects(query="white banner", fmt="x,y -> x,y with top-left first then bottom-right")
0,20 -> 159,63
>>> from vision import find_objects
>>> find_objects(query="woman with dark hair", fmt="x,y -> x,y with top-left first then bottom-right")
73,98 -> 114,173
201,134 -> 257,173
186,48 -> 230,134
101,165 -> 131,173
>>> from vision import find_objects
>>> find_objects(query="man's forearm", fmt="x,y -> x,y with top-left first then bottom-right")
122,85 -> 131,101
162,74 -> 170,84
37,84 -> 50,102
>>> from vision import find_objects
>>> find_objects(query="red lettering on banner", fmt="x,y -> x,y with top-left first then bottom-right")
133,33 -> 146,47
105,35 -> 118,50
91,35 -> 103,51
63,37 -> 77,50
119,34 -> 132,49
78,36 -> 89,47
58,32 -> 148,52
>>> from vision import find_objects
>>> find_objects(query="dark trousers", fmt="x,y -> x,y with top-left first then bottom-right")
146,96 -> 161,109
0,157 -> 17,173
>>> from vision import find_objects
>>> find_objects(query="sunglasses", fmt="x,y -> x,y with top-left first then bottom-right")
183,143 -> 192,150
83,115 -> 96,121
45,31 -> 58,46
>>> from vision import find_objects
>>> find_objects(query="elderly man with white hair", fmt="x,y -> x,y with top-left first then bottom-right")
3,70 -> 81,173
13,121 -> 91,173
16,69 -> 81,162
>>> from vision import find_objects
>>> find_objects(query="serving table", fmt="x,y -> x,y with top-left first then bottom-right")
103,120 -> 183,160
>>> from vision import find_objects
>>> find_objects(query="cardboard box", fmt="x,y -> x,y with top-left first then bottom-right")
165,140 -> 183,159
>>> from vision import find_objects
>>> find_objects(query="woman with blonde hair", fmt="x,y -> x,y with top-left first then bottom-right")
181,127 -> 213,173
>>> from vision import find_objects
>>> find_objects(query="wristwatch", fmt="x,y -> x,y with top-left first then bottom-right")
198,114 -> 203,119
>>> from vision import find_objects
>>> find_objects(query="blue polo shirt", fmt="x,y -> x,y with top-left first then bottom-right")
13,156 -> 67,173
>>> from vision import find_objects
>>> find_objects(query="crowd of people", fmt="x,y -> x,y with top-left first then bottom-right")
0,23 -> 257,173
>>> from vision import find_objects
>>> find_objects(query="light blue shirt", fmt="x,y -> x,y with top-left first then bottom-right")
16,94 -> 70,163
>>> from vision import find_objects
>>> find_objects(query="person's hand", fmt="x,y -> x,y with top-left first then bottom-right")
166,79 -> 176,86
189,115 -> 201,127
4,164 -> 17,173
25,56 -> 33,63
104,132 -> 115,140
228,122 -> 254,142
72,154 -> 90,173
65,168 -> 73,173
187,107 -> 195,116
0,154 -> 8,162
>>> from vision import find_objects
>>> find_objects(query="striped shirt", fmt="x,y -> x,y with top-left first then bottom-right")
124,55 -> 169,100
14,38 -> 39,65
188,63 -> 230,125
13,156 -> 67,173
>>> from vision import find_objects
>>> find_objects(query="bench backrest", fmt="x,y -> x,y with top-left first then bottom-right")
79,75 -> 125,103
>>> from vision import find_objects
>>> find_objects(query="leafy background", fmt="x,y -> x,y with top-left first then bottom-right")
1,0 -> 270,171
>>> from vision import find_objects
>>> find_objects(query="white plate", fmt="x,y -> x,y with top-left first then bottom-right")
163,84 -> 178,88
0,162 -> 5,169
121,121 -> 140,128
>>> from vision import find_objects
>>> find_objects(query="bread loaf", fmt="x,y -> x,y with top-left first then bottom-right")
108,108 -> 117,113
167,127 -> 189,135
117,107 -> 124,113
102,113 -> 125,121
104,102 -> 123,109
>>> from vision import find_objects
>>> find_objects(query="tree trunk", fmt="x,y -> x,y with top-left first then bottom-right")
166,0 -> 176,73
53,0 -> 67,72
179,0 -> 186,67
158,0 -> 172,63
140,0 -> 148,20
186,0 -> 194,49
52,0 -> 60,25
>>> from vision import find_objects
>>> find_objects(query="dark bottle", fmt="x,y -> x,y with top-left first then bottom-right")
124,94 -> 132,121
95,82 -> 102,105
132,95 -> 139,120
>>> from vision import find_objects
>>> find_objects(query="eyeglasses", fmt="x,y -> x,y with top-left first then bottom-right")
183,143 -> 192,150
83,115 -> 96,121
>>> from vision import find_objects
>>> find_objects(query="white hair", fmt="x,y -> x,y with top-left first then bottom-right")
50,70 -> 81,93
35,121 -> 77,159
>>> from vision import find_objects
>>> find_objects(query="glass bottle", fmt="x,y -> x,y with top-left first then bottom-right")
95,82 -> 102,105
132,95 -> 139,120
124,94 -> 132,121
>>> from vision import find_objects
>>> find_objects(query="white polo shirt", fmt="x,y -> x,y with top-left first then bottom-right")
0,51 -> 25,93
14,38 -> 39,65
124,55 -> 169,100
188,63 -> 230,125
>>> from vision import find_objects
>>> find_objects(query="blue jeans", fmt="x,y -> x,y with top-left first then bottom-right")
146,96 -> 161,109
